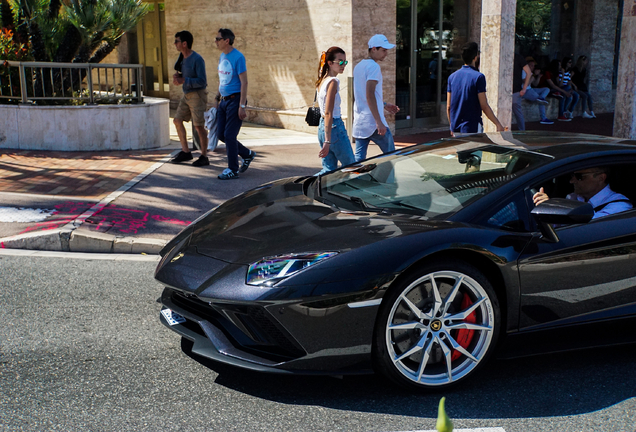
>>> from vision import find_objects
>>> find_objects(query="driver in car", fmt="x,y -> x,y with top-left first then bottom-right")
533,167 -> 632,219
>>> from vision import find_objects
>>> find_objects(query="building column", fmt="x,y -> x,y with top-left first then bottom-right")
614,1 -> 636,139
480,0 -> 516,132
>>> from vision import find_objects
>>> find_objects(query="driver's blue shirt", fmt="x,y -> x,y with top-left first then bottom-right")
567,185 -> 632,219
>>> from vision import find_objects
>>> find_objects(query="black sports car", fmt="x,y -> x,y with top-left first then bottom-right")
155,131 -> 636,390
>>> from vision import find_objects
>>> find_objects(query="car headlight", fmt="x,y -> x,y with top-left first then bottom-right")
246,252 -> 338,287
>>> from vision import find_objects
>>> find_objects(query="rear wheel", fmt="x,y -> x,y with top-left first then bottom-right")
374,260 -> 500,390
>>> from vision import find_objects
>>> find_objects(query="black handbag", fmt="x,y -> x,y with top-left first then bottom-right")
305,91 -> 321,126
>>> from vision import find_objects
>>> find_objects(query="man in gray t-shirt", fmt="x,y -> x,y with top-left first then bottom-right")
171,30 -> 210,167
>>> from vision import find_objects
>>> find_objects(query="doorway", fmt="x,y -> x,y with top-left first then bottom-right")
137,1 -> 169,98
395,0 -> 470,129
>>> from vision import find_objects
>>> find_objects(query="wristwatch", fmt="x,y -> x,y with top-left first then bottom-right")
240,104 -> 246,109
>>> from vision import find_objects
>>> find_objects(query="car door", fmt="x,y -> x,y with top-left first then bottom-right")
517,159 -> 636,348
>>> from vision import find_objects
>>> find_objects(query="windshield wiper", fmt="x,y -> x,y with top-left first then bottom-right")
326,190 -> 386,212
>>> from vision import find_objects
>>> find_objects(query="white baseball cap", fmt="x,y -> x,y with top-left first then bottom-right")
368,34 -> 395,49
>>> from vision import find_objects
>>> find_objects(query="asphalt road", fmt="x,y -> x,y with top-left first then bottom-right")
1,252 -> 635,431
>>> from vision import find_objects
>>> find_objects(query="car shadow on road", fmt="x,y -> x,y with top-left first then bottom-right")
180,337 -> 636,420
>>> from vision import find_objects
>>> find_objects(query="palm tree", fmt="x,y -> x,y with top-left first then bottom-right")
2,0 -> 148,99
3,0 -> 148,63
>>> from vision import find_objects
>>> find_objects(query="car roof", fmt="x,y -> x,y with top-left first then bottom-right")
432,131 -> 636,160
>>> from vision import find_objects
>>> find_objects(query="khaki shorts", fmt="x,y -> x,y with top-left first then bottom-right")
175,89 -> 208,126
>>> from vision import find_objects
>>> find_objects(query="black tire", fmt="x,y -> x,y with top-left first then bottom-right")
373,260 -> 501,391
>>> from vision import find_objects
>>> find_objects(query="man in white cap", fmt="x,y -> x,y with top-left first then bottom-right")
352,34 -> 400,162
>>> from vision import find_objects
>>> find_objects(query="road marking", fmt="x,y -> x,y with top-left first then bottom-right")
0,248 -> 161,261
0,206 -> 55,223
392,429 -> 505,432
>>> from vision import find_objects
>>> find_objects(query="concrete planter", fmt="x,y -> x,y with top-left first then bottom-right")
0,97 -> 170,151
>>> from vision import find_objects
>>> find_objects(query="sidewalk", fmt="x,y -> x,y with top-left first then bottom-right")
0,113 -> 614,254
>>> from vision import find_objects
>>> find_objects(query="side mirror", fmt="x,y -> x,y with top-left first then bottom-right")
531,198 -> 594,242
531,198 -> 594,224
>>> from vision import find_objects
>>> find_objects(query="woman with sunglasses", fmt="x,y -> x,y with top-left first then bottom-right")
315,46 -> 355,175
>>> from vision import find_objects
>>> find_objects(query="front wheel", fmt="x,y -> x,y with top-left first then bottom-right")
374,261 -> 500,391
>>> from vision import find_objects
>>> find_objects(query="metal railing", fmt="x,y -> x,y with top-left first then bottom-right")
0,60 -> 144,104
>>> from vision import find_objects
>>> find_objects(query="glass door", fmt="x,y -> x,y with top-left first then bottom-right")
396,0 -> 468,129
395,0 -> 413,128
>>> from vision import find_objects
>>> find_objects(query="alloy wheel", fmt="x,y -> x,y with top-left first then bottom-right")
384,270 -> 495,387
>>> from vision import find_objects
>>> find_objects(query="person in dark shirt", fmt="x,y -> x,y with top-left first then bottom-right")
572,55 -> 595,118
446,42 -> 505,136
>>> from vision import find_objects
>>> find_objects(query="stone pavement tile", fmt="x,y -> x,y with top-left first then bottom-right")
0,149 -> 173,199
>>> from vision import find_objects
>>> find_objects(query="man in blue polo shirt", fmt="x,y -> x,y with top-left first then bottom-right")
213,28 -> 255,180
446,42 -> 505,136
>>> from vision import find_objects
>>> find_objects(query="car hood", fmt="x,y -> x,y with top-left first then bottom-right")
188,177 -> 453,264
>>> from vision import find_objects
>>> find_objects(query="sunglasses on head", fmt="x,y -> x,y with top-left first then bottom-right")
332,60 -> 348,66
571,171 -> 603,181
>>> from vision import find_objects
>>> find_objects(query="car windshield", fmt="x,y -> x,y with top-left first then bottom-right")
320,143 -> 551,218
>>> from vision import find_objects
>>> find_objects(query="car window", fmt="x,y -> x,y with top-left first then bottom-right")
321,144 -> 550,218
529,162 -> 636,227
480,192 -> 530,231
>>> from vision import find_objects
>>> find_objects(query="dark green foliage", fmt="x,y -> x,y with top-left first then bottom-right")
1,0 -> 14,28
3,0 -> 148,63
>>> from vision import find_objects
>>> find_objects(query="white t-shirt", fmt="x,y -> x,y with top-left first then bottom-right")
318,77 -> 341,119
353,59 -> 386,139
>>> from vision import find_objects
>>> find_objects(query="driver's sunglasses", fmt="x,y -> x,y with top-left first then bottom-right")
333,60 -> 348,66
571,171 -> 603,181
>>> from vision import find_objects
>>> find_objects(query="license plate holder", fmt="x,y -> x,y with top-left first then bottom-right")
161,308 -> 186,326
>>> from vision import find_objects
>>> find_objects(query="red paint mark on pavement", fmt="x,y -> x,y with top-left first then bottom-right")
15,201 -> 191,236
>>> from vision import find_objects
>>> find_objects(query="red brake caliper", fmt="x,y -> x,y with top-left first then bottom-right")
450,293 -> 476,361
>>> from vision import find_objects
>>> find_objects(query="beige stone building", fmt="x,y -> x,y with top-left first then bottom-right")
122,0 -> 636,139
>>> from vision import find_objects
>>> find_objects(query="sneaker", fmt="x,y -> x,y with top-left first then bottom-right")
192,155 -> 210,167
540,118 -> 554,125
240,150 -> 256,173
170,151 -> 193,163
582,111 -> 594,119
218,168 -> 239,180
558,115 -> 571,122
590,111 -> 596,118
565,111 -> 573,119
536,98 -> 549,105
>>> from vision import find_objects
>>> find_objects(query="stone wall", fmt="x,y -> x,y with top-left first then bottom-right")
0,98 -> 169,151
351,0 -> 397,131
164,0 -> 395,133
589,0 -> 619,114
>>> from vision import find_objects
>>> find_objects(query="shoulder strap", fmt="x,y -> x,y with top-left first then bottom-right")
593,199 -> 632,212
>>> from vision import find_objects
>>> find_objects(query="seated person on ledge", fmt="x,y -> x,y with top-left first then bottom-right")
533,167 -> 633,219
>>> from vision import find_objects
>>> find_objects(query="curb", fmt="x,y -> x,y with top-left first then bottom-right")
0,229 -> 168,254
0,150 -> 176,255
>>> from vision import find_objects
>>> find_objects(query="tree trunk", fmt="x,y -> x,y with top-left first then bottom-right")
53,24 -> 83,63
88,39 -> 120,64
48,0 -> 62,19
28,21 -> 49,61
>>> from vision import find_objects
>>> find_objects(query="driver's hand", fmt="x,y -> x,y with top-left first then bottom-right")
533,187 -> 550,206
